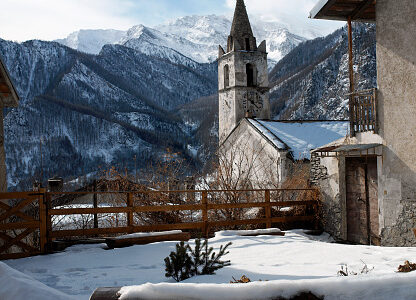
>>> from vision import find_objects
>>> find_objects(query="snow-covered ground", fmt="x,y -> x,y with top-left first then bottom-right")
2,229 -> 416,300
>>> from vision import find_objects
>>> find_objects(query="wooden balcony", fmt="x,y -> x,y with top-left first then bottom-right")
349,88 -> 378,135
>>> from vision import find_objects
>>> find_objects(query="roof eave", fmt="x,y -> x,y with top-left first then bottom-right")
309,0 -> 376,23
0,55 -> 19,107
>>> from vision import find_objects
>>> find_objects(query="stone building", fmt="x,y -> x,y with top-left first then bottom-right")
0,55 -> 19,192
310,0 -> 416,246
218,0 -> 349,188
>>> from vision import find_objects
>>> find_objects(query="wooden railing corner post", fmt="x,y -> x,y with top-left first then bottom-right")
265,190 -> 271,229
202,191 -> 208,238
38,188 -> 48,254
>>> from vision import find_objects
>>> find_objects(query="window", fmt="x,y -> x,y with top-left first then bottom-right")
228,36 -> 233,52
245,38 -> 250,51
224,65 -> 230,88
246,64 -> 256,87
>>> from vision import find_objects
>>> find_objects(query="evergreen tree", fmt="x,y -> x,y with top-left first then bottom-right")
202,240 -> 232,275
164,241 -> 193,282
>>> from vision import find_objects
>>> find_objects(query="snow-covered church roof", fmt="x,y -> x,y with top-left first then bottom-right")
248,119 -> 349,160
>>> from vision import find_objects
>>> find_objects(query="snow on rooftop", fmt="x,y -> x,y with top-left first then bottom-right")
249,120 -> 349,160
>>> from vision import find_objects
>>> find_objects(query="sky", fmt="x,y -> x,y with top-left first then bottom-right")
0,0 -> 344,42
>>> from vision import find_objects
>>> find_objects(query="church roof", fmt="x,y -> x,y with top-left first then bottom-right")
230,0 -> 254,39
248,119 -> 349,160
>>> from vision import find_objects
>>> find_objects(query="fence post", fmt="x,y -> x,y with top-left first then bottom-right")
45,191 -> 53,252
127,192 -> 134,232
93,180 -> 98,229
38,189 -> 47,254
265,190 -> 271,228
202,191 -> 208,238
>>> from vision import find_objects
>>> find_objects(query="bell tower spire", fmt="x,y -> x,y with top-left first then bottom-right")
217,0 -> 270,142
227,0 -> 256,52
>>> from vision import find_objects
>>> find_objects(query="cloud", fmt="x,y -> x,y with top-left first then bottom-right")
0,0 -> 137,41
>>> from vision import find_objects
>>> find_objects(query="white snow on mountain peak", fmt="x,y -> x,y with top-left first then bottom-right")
55,29 -> 125,55
54,14 -> 308,64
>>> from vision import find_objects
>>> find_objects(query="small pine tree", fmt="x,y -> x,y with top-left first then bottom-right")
189,238 -> 207,276
164,241 -> 193,282
164,238 -> 232,281
202,241 -> 232,275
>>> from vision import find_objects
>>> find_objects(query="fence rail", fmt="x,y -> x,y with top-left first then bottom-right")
1,188 -> 320,260
350,88 -> 378,135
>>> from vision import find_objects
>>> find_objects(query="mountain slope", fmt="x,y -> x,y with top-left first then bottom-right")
0,38 -> 217,189
269,23 -> 376,120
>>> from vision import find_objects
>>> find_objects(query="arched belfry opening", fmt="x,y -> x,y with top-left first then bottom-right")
245,37 -> 250,51
246,63 -> 256,87
224,65 -> 230,88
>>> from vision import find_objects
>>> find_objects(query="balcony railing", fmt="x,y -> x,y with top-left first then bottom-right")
349,88 -> 378,135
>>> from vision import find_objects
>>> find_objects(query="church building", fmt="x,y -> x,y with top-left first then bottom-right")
218,0 -> 349,188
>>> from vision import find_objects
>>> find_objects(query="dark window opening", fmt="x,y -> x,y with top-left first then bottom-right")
224,65 -> 230,88
245,38 -> 250,51
246,64 -> 256,87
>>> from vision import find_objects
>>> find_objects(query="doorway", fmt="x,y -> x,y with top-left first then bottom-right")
345,157 -> 380,245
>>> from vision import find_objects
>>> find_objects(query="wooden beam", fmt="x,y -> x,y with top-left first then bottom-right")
105,232 -> 191,249
351,0 -> 374,20
348,16 -> 355,136
0,83 -> 10,93
319,0 -> 339,17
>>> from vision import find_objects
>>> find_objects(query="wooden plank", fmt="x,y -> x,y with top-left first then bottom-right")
208,200 -> 317,210
47,188 -> 318,196
0,197 -> 38,222
0,221 -> 40,231
0,201 -> 37,222
49,204 -> 204,216
49,207 -> 131,216
351,0 -> 374,19
48,201 -> 317,216
90,287 -> 122,300
105,232 -> 191,249
134,204 -> 203,213
0,227 -> 36,253
50,222 -> 205,238
208,202 -> 268,210
0,232 -> 38,253
0,192 -> 41,200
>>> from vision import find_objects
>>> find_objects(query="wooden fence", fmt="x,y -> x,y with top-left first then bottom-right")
0,188 -> 320,260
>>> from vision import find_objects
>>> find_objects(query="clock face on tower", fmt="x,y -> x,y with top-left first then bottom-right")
243,92 -> 263,116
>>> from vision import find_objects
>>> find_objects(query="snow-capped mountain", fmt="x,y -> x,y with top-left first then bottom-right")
0,38 -> 217,190
55,29 -> 125,55
55,15 -> 307,66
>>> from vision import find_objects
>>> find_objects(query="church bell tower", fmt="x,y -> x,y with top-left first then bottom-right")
218,0 -> 270,141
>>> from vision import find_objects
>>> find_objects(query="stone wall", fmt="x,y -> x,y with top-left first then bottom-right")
311,154 -> 346,241
376,0 -> 416,246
